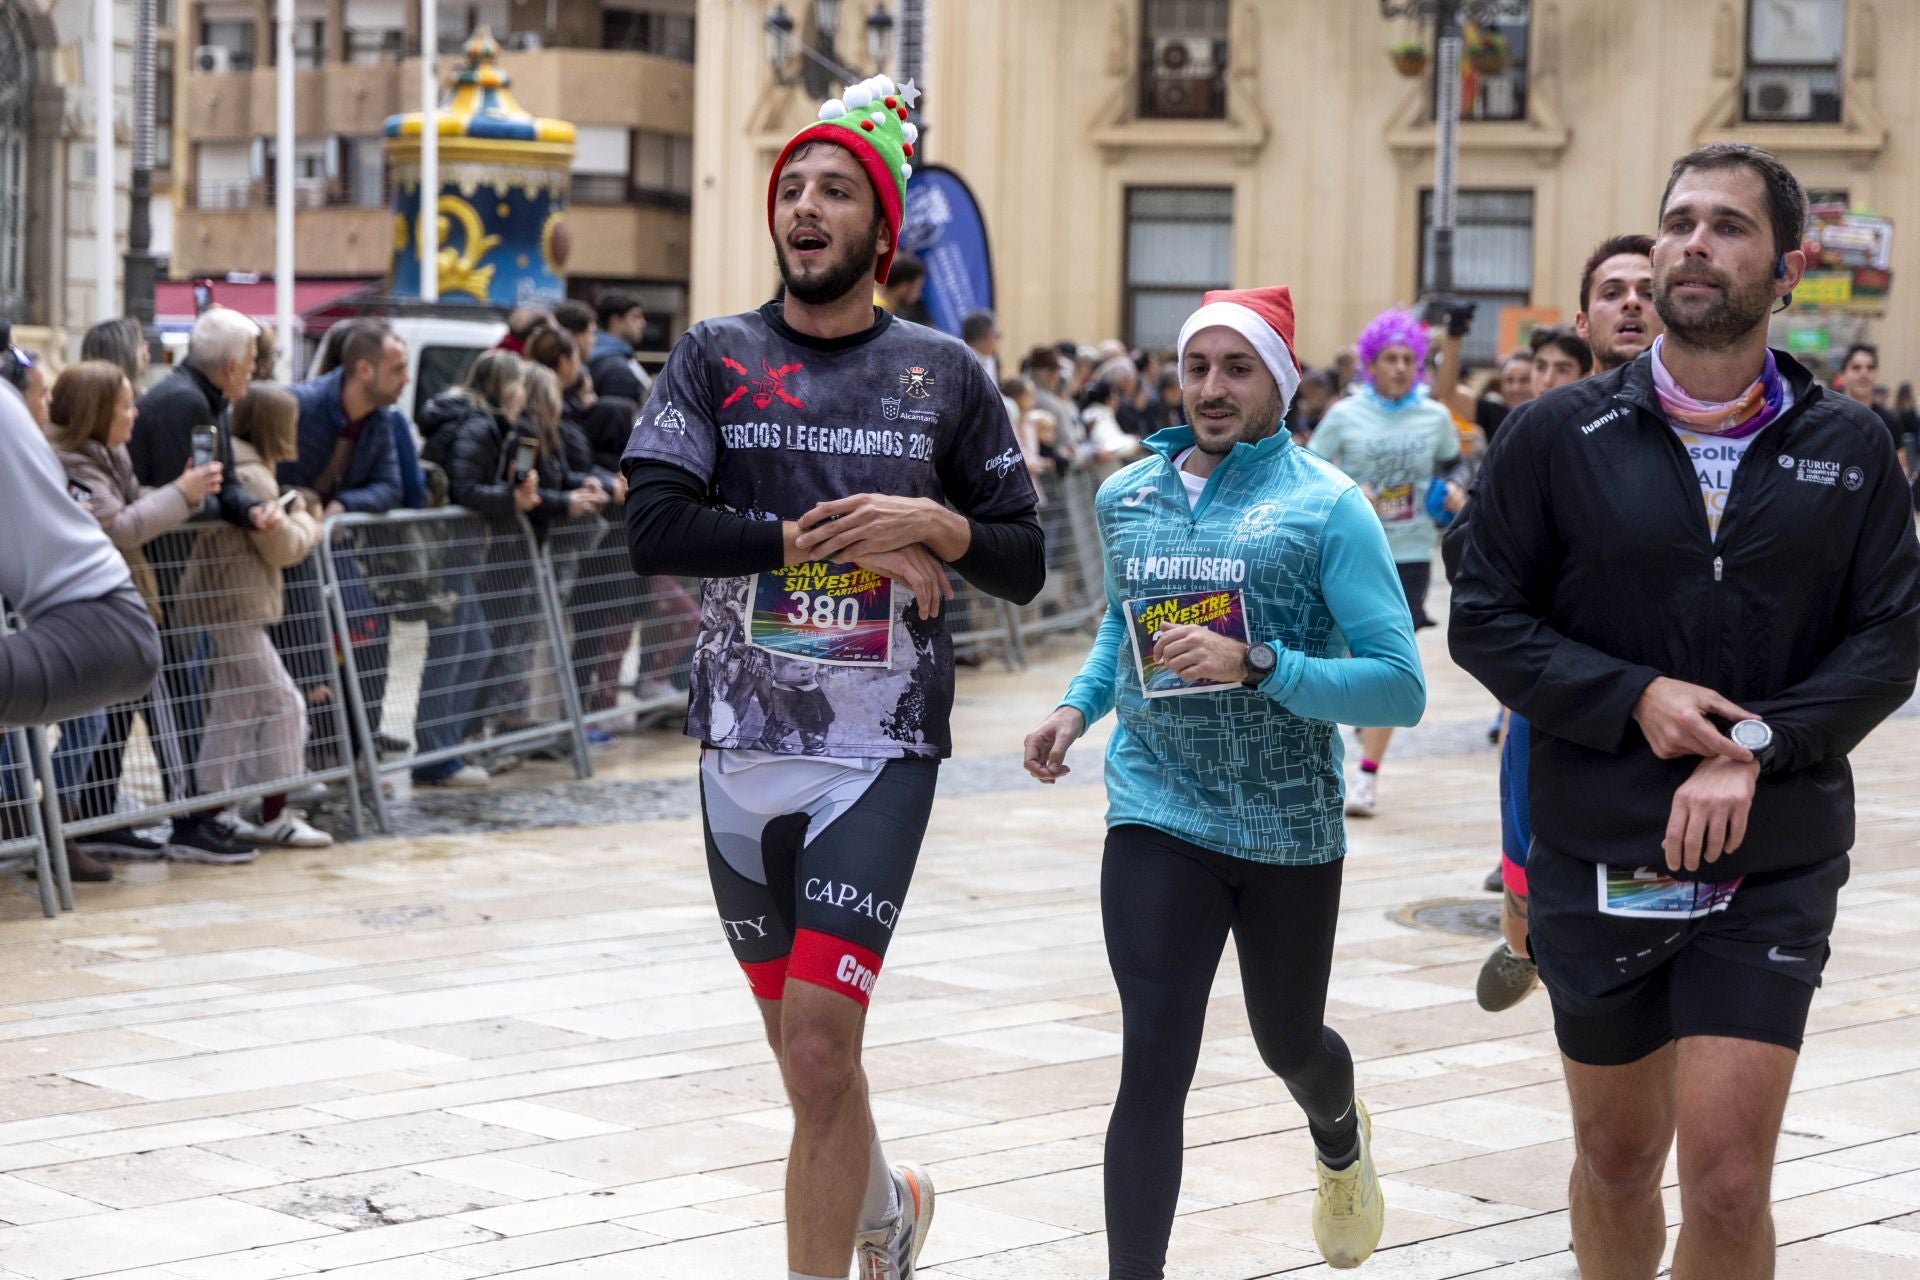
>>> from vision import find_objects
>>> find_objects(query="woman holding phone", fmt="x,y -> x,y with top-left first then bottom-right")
49,361 -> 223,877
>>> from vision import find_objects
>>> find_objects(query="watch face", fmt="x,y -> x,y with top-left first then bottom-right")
1732,720 -> 1771,750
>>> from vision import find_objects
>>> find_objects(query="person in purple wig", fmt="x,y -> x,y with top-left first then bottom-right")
1308,307 -> 1463,817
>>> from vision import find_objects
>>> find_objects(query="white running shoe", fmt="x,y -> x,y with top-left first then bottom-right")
229,810 -> 334,849
855,1162 -> 935,1279
1345,769 -> 1378,818
1312,1098 -> 1384,1269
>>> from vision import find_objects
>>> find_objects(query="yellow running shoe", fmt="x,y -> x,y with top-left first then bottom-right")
1312,1098 -> 1384,1269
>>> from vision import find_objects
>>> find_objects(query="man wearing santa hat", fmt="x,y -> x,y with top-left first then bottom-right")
1022,286 -> 1427,1274
624,74 -> 1044,1280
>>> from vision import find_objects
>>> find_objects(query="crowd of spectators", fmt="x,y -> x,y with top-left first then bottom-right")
0,296 -> 695,879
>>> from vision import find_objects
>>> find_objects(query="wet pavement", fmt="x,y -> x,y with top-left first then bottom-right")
1,618 -> 1918,1278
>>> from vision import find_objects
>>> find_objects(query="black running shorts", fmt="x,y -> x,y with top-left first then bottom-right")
700,748 -> 937,1007
1526,840 -> 1848,1066
1395,560 -> 1434,630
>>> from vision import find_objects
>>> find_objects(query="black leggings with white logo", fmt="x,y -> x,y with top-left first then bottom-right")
1102,824 -> 1355,1280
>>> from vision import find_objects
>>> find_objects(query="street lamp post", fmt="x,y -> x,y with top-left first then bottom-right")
1377,0 -> 1525,303
765,1 -> 897,99
124,0 -> 159,356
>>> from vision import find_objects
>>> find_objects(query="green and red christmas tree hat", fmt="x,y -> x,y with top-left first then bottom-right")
767,73 -> 921,283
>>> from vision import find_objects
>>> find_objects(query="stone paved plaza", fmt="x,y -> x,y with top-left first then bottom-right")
1,619 -> 1919,1279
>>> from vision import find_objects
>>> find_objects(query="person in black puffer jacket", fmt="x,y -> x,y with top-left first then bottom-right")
409,351 -> 541,786
523,325 -> 680,718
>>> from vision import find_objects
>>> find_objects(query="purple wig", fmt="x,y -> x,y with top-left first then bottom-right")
1356,308 -> 1429,377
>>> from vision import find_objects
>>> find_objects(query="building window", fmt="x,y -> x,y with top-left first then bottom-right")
1125,187 -> 1232,348
1435,2 -> 1530,122
1138,0 -> 1228,120
601,6 -> 695,61
1744,0 -> 1843,123
154,42 -> 174,170
437,1 -> 507,54
346,28 -> 404,62
1418,189 -> 1533,366
198,18 -> 255,71
268,18 -> 326,68
631,130 -> 692,207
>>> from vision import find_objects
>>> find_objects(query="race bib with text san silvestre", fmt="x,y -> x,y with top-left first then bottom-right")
1123,589 -> 1250,698
747,560 -> 896,668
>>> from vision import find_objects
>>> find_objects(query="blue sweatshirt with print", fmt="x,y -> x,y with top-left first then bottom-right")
1061,427 -> 1426,864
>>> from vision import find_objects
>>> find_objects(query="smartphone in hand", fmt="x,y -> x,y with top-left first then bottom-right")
191,426 -> 216,468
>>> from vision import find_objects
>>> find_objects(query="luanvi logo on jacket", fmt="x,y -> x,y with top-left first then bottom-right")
1581,407 -> 1624,435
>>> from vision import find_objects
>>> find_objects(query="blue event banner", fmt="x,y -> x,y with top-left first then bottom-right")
898,165 -> 996,340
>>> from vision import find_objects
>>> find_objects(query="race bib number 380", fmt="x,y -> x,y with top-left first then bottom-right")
748,560 -> 895,667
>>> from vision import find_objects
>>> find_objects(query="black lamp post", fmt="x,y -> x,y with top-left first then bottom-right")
124,0 -> 159,359
766,1 -> 895,99
1377,0 -> 1526,300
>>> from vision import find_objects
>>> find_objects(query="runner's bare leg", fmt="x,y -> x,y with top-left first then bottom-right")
761,983 -> 874,1274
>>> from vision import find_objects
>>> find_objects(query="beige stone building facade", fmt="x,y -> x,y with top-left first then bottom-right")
168,0 -> 695,347
694,0 -> 1917,376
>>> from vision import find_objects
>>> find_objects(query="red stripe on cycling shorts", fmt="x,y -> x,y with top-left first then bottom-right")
740,956 -> 790,1001
788,931 -> 884,1008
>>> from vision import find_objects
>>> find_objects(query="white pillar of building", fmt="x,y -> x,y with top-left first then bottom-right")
419,0 -> 438,302
274,0 -> 295,378
93,0 -> 116,319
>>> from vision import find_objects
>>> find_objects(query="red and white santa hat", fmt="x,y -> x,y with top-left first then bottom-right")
1175,285 -> 1301,412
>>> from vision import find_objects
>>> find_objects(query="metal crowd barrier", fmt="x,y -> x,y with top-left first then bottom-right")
540,515 -> 699,729
319,507 -> 591,832
0,471 -> 1111,896
1016,468 -> 1107,644
56,520 -> 366,849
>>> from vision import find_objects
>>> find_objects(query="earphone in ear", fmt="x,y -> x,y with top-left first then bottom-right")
1775,255 -> 1787,279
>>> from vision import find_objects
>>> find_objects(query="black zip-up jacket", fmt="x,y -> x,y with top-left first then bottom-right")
1450,348 -> 1920,877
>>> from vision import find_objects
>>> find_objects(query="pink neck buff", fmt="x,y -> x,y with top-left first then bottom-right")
1650,336 -> 1785,439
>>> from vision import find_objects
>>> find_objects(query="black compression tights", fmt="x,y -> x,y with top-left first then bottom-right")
1101,824 -> 1356,1280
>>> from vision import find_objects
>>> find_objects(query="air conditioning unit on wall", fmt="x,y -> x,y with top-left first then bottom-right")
1746,73 -> 1813,121
193,44 -> 233,74
1147,36 -> 1219,117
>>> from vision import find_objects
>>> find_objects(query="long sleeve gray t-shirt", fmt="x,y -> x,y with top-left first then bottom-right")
0,384 -> 162,725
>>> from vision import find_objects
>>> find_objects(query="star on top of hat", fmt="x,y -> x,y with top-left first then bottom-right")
897,78 -> 920,110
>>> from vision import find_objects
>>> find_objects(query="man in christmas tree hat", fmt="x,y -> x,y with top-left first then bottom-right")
624,74 -> 1045,1280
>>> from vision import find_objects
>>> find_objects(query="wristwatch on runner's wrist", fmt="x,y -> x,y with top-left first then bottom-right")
1242,642 -> 1277,689
1730,718 -> 1774,766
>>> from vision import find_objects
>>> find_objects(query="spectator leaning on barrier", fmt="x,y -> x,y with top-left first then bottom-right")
274,320 -> 408,760
525,323 -> 622,493
178,383 -> 329,854
0,380 -> 162,847
103,317 -> 289,864
589,292 -> 654,404
47,362 -> 220,879
417,349 -> 533,780
132,307 -> 277,535
286,321 -> 406,517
